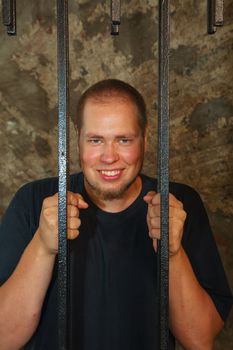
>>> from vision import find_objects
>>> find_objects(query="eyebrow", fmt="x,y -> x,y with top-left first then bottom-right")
85,133 -> 103,138
85,132 -> 138,138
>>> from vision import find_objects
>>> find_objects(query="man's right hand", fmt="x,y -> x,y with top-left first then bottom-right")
36,192 -> 88,255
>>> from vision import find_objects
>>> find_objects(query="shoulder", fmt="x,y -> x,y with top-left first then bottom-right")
168,181 -> 204,213
11,177 -> 58,212
17,176 -> 58,196
3,173 -> 83,221
141,173 -> 202,203
14,172 -> 83,202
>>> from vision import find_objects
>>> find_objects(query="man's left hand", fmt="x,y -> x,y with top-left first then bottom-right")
143,191 -> 187,257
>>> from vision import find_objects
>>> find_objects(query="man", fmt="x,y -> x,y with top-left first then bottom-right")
0,79 -> 232,350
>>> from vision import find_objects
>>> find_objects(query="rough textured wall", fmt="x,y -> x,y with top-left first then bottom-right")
0,0 -> 232,348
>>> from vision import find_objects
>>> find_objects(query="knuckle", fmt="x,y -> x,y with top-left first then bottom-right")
148,230 -> 153,238
177,198 -> 184,209
68,205 -> 79,217
182,210 -> 187,220
67,229 -> 79,240
151,228 -> 160,237
43,197 -> 50,208
68,217 -> 81,229
43,207 -> 52,218
73,217 -> 81,228
151,217 -> 160,227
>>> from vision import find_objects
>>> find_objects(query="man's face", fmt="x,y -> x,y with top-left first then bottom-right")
78,97 -> 146,202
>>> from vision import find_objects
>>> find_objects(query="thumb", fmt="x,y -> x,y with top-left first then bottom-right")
143,191 -> 156,204
69,192 -> 89,209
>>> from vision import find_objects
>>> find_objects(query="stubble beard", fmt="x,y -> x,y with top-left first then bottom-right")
84,174 -> 140,201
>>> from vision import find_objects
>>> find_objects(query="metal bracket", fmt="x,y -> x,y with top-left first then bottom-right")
207,0 -> 224,34
111,0 -> 121,35
2,0 -> 16,35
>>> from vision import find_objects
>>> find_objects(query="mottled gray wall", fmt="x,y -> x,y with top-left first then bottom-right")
0,0 -> 232,348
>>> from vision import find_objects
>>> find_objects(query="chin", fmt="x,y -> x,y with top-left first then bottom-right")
91,178 -> 138,201
100,189 -> 127,200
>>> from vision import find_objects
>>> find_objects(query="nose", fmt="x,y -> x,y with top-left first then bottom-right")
100,142 -> 119,164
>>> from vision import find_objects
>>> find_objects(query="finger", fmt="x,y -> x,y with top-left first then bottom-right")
153,239 -> 158,252
149,217 -> 161,229
148,203 -> 186,219
68,217 -> 81,230
169,216 -> 185,238
147,192 -> 160,205
67,228 -> 79,240
148,228 -> 160,240
68,192 -> 89,209
148,204 -> 160,217
169,206 -> 186,221
67,204 -> 79,217
169,193 -> 183,209
143,191 -> 157,203
77,198 -> 89,209
147,192 -> 184,209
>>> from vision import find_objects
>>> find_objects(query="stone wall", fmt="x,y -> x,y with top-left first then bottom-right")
0,0 -> 232,348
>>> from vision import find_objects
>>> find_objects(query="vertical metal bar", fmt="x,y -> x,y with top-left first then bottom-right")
57,0 -> 70,349
111,0 -> 121,35
157,0 -> 170,349
2,0 -> 16,35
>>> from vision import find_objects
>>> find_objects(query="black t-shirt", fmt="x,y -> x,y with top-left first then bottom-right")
0,173 -> 232,350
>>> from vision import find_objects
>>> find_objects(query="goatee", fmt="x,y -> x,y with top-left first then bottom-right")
84,175 -> 139,201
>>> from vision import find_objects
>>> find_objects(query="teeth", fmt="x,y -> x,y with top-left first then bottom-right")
100,170 -> 120,176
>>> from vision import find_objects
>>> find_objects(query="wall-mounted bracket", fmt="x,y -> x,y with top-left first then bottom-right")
111,0 -> 121,35
208,0 -> 224,34
2,0 -> 16,35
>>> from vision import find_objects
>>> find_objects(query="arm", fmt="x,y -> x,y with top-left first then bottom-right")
0,192 -> 88,350
144,192 -> 224,350
169,246 -> 223,350
0,231 -> 56,350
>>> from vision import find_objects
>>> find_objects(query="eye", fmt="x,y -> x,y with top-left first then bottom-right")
88,138 -> 102,145
119,138 -> 132,145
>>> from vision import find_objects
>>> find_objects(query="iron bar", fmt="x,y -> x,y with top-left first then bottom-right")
111,0 -> 121,35
57,0 -> 70,349
157,0 -> 170,349
2,0 -> 16,35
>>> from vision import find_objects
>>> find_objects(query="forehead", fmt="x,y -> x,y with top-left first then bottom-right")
83,95 -> 137,112
81,97 -> 140,133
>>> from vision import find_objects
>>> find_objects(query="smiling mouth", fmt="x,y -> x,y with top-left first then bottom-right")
98,169 -> 122,180
100,170 -> 120,176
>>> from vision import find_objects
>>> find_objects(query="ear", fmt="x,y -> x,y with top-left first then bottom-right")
143,126 -> 148,151
74,122 -> 79,134
75,123 -> 80,136
76,126 -> 80,147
